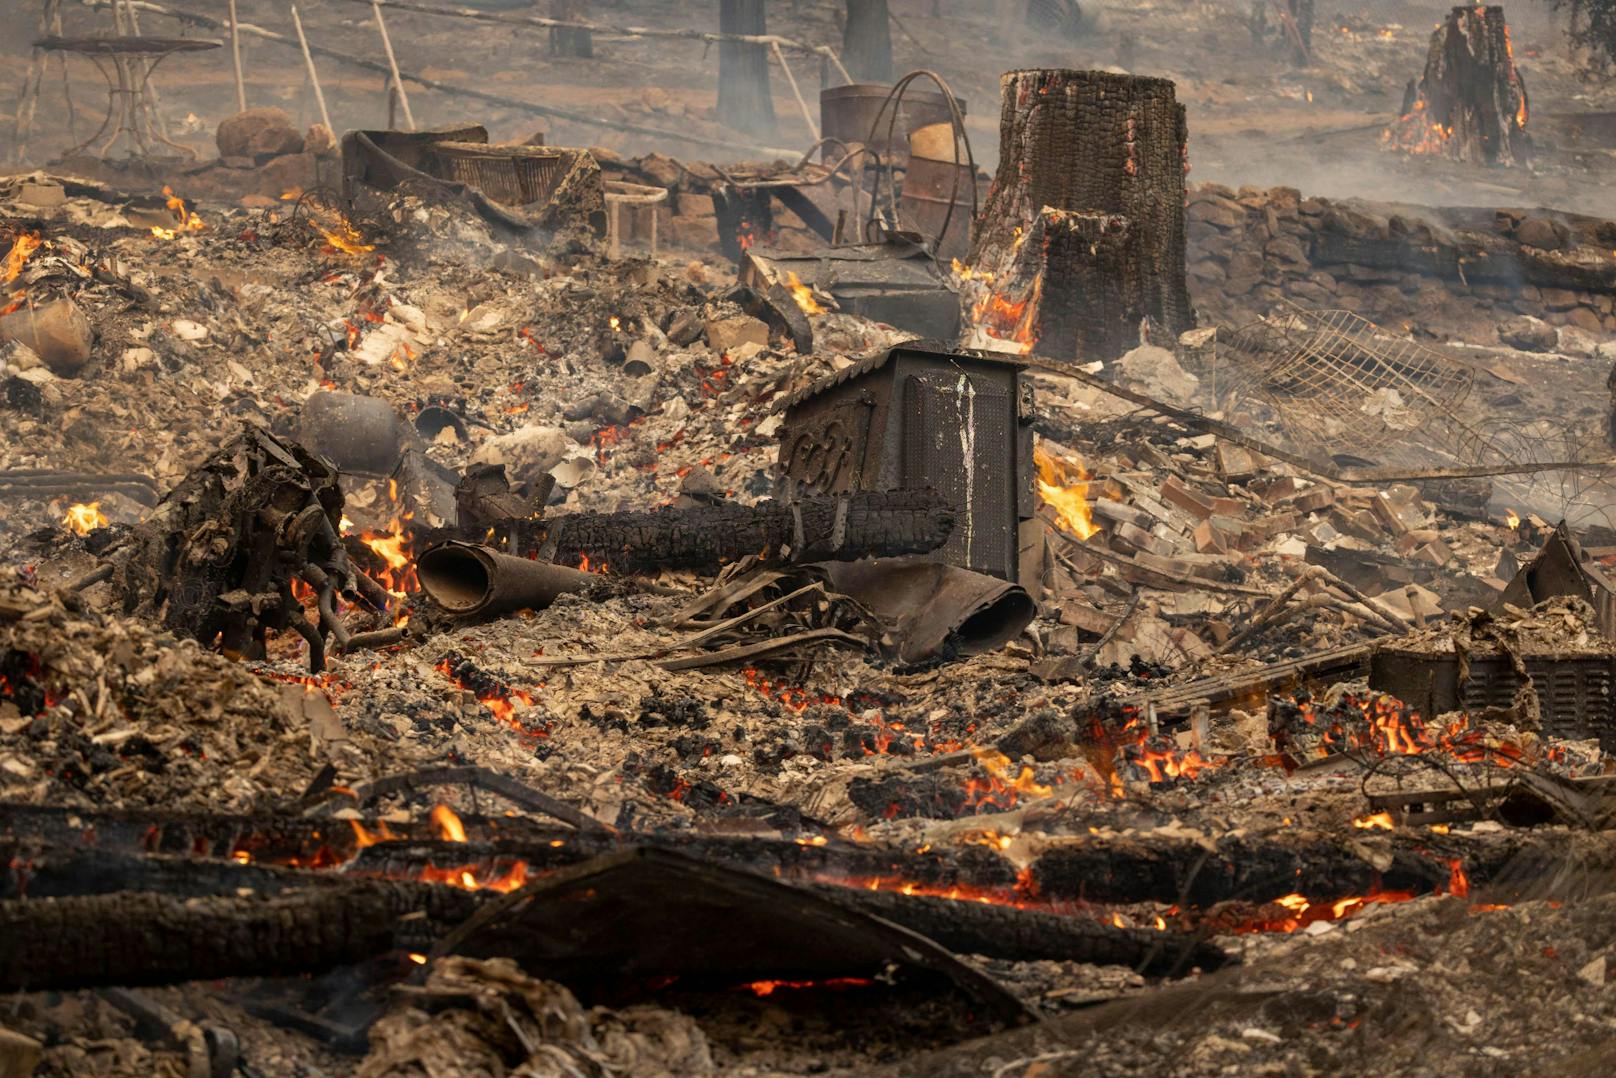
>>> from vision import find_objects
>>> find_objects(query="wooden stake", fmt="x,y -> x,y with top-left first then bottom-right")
290,4 -> 332,133
228,0 -> 247,112
371,0 -> 415,130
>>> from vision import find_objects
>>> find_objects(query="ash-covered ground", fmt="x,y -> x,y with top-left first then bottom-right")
5,1 -> 1616,1075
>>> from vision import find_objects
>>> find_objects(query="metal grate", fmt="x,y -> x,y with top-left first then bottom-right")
423,143 -> 564,209
1220,304 -> 1476,455
903,371 -> 1014,578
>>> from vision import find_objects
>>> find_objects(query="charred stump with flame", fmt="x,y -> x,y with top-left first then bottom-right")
1383,6 -> 1530,166
84,426 -> 391,672
961,69 -> 1193,361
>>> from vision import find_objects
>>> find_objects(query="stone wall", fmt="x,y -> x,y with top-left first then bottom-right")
1186,183 -> 1616,348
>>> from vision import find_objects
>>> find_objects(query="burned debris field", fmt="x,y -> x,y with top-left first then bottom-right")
11,0 -> 1616,1074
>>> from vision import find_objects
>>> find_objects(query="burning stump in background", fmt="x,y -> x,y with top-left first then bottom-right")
961,69 -> 1193,362
1383,5 -> 1530,166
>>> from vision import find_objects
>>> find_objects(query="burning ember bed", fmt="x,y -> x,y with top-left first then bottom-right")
8,3 -> 1616,1073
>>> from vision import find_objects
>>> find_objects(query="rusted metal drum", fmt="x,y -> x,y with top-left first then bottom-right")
819,83 -> 965,161
899,123 -> 976,261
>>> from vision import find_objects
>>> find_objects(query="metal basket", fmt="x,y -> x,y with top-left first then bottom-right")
1370,646 -> 1616,750
422,143 -> 565,209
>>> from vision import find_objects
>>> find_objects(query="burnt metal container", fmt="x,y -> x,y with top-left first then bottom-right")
1370,645 -> 1616,750
775,343 -> 1034,583
820,83 -> 966,161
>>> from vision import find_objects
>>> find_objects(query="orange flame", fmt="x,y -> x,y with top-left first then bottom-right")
3,233 -> 41,283
1034,445 -> 1098,540
783,271 -> 825,316
430,803 -> 467,843
151,185 -> 206,239
62,502 -> 108,536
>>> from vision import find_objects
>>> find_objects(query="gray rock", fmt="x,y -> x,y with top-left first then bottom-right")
1114,344 -> 1200,406
470,425 -> 571,489
1499,315 -> 1557,353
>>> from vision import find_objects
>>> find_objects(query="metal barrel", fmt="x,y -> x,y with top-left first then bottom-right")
899,123 -> 976,261
819,83 -> 965,162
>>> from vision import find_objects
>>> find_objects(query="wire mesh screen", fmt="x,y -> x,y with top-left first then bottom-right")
1218,304 -> 1476,456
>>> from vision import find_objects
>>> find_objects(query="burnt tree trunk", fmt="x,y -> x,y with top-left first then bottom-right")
548,0 -> 593,58
1384,5 -> 1529,166
963,69 -> 1193,362
842,0 -> 893,84
718,0 -> 777,139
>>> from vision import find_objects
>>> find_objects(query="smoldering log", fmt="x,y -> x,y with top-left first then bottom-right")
525,488 -> 955,575
818,886 -> 1230,975
1,844 -> 1225,981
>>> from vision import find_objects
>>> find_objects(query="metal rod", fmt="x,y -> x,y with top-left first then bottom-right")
771,39 -> 818,140
228,0 -> 247,111
289,4 -> 332,132
370,0 -> 414,130
328,0 -> 840,57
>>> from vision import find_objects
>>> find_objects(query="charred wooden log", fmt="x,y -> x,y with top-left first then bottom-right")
86,425 -> 387,672
1382,5 -> 1529,166
718,0 -> 776,139
842,0 -> 893,84
821,886 -> 1229,975
525,488 -> 955,575
0,889 -> 403,991
962,69 -> 1192,361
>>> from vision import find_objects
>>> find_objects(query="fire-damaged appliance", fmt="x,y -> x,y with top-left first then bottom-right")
775,342 -> 1034,584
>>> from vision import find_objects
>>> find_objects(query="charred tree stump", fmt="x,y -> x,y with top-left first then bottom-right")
842,0 -> 893,84
962,69 -> 1193,362
1382,5 -> 1529,166
548,0 -> 593,58
718,0 -> 777,139
529,489 -> 955,575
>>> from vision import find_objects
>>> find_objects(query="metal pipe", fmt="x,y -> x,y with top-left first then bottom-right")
417,541 -> 594,618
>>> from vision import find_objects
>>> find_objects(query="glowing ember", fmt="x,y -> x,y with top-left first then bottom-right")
1504,509 -> 1520,529
1034,444 -> 1098,540
307,206 -> 374,255
742,978 -> 873,997
3,232 -> 41,283
61,502 -> 108,536
430,803 -> 468,843
1273,692 -> 1525,766
1353,811 -> 1396,831
783,271 -> 825,316
964,746 -> 1052,811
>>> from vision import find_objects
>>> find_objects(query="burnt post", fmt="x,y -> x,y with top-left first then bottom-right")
842,0 -> 893,84
962,68 -> 1193,361
718,0 -> 777,138
548,0 -> 593,59
1383,5 -> 1529,166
